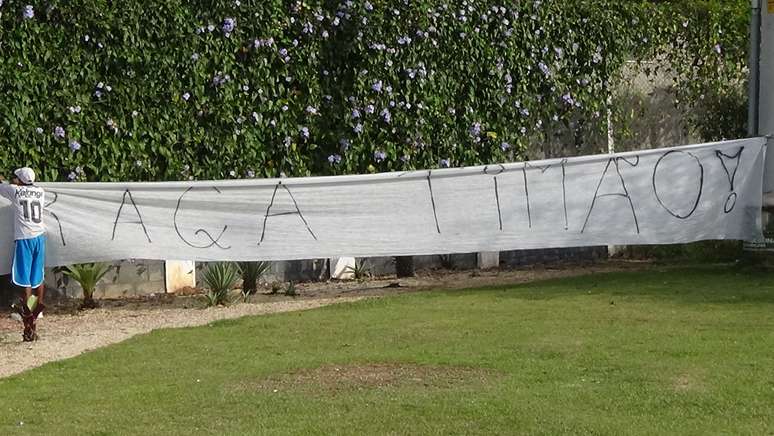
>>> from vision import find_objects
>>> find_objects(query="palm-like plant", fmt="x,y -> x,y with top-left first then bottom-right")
239,261 -> 271,300
63,263 -> 112,309
344,260 -> 371,282
202,262 -> 241,307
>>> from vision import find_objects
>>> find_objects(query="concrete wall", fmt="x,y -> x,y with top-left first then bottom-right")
44,260 -> 166,299
0,246 -> 610,303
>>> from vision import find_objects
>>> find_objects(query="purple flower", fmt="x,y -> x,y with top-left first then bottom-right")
397,35 -> 412,45
439,158 -> 450,168
68,171 -> 77,181
365,104 -> 375,114
371,80 -> 383,93
246,169 -> 255,178
328,154 -> 342,164
353,123 -> 363,134
562,93 -> 574,106
339,138 -> 351,151
94,90 -> 103,98
69,140 -> 81,152
300,127 -> 310,138
106,119 -> 118,133
306,106 -> 318,115
469,122 -> 482,137
212,73 -> 229,86
351,109 -> 361,119
400,155 -> 410,163
23,4 -> 33,19
254,37 -> 274,48
380,108 -> 391,123
222,17 -> 236,35
35,127 -> 43,134
191,53 -> 200,61
500,142 -> 510,151
182,92 -> 191,101
374,150 -> 386,162
364,1 -> 373,11
538,62 -> 550,76
54,126 -> 65,140
69,105 -> 82,113
519,108 -> 530,117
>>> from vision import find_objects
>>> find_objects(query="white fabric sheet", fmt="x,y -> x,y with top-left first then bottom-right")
0,138 -> 766,274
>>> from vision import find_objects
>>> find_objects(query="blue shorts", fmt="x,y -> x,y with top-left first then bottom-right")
12,235 -> 46,288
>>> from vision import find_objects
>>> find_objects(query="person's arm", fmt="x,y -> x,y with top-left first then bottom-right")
0,176 -> 16,201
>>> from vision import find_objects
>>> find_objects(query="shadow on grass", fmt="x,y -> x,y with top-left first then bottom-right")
437,265 -> 774,305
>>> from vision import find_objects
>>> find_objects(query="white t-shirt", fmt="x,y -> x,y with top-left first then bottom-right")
0,183 -> 46,240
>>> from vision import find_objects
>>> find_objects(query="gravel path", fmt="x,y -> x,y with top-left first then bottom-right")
0,296 -> 365,379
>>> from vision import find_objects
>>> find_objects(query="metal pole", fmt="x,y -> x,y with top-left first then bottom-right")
749,0 -> 762,137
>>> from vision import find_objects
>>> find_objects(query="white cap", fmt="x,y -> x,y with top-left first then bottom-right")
14,167 -> 35,185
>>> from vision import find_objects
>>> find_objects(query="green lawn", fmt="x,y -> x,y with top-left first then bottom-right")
2,266 -> 774,435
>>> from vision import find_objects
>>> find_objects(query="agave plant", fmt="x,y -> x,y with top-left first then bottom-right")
202,262 -> 241,307
344,260 -> 371,282
239,261 -> 271,300
63,263 -> 112,309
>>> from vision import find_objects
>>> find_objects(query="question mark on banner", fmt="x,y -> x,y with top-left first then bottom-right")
714,148 -> 744,214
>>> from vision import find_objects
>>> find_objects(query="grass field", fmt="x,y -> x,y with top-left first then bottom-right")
2,266 -> 774,435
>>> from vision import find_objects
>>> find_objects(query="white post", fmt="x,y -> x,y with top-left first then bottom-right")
165,260 -> 196,293
477,251 -> 500,270
329,257 -> 355,280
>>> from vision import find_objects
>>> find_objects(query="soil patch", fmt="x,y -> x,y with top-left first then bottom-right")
241,363 -> 498,395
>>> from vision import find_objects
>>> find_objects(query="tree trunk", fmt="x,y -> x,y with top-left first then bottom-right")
81,292 -> 98,310
395,256 -> 415,278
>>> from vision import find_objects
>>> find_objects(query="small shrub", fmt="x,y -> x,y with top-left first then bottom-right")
438,254 -> 454,270
62,263 -> 112,309
202,263 -> 241,307
239,261 -> 271,301
345,261 -> 371,282
285,282 -> 297,297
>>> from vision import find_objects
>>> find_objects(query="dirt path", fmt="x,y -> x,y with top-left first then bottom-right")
0,262 -> 646,379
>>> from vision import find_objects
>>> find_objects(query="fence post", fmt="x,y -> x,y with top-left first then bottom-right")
329,257 -> 355,279
164,260 -> 196,293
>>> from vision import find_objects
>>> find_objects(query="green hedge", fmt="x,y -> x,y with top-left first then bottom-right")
0,0 -> 747,182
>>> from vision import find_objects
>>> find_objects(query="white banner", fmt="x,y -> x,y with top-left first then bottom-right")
0,138 -> 766,274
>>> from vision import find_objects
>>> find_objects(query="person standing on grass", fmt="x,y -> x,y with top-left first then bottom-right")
0,167 -> 47,340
